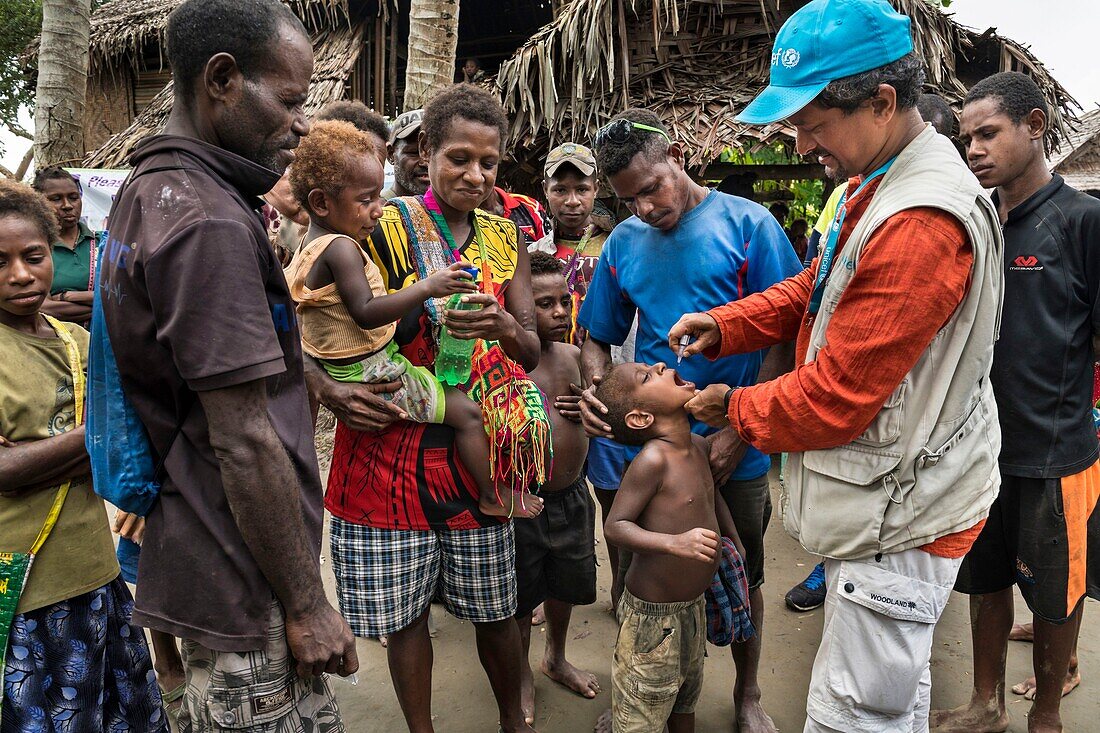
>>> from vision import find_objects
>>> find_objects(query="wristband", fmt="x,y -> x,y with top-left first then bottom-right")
723,387 -> 735,413
58,291 -> 67,302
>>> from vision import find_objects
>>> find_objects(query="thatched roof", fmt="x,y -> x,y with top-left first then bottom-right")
497,0 -> 1079,172
47,0 -> 352,73
84,23 -> 365,168
1050,107 -> 1100,193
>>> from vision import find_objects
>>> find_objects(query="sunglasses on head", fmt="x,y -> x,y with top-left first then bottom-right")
594,119 -> 672,147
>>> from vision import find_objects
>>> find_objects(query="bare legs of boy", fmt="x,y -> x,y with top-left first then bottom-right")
388,607 -> 537,733
1008,616 -> 1083,700
930,590 -> 1083,733
516,600 -> 601,723
443,390 -> 544,519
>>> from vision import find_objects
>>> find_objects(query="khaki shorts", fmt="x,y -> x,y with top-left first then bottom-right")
177,599 -> 344,733
611,589 -> 705,732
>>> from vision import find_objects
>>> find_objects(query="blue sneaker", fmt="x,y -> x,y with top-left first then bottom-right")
785,561 -> 826,611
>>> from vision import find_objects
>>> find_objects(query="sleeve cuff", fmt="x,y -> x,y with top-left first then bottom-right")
185,356 -> 286,392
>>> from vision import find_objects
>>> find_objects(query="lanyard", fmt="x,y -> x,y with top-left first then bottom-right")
808,156 -> 897,315
422,187 -> 492,293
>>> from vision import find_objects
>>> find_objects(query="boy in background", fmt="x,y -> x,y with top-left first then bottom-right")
597,361 -> 742,733
515,252 -> 601,724
530,143 -> 631,612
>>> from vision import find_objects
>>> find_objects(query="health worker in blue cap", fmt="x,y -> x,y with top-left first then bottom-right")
669,0 -> 1005,730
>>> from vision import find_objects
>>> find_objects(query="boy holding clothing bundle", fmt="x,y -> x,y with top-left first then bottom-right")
595,361 -> 743,733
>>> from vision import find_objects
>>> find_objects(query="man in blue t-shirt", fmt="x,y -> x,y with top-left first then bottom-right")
578,108 -> 800,733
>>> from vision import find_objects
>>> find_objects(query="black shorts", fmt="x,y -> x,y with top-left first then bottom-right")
954,463 -> 1100,624
514,476 -> 598,616
717,472 -> 772,591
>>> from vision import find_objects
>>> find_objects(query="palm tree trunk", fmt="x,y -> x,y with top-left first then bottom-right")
34,0 -> 91,168
403,0 -> 460,110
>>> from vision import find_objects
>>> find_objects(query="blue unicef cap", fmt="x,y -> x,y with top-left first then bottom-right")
737,0 -> 913,125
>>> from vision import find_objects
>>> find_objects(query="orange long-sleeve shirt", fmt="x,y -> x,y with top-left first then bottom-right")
705,176 -> 984,557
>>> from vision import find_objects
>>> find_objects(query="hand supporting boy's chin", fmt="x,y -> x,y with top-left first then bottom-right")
685,383 -> 731,427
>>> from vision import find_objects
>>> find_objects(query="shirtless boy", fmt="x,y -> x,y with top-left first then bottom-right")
595,361 -> 740,733
515,252 -> 601,724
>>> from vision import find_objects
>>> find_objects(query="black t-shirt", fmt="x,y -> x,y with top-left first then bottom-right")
100,135 -> 323,651
992,174 -> 1100,478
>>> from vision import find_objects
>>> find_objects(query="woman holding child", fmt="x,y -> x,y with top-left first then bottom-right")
305,84 -> 539,733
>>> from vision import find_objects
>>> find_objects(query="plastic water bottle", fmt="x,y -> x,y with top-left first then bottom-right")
437,291 -> 483,386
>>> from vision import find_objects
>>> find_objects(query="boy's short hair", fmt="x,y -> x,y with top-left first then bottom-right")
315,100 -> 391,145
593,108 -> 669,178
965,71 -> 1050,125
594,364 -> 648,446
0,178 -> 61,244
529,251 -> 564,277
289,120 -> 377,211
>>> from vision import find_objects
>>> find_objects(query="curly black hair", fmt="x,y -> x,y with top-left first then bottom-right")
316,101 -> 391,146
817,52 -> 925,113
166,0 -> 306,91
965,72 -> 1049,125
32,165 -> 81,194
0,178 -> 61,244
529,250 -> 564,277
422,85 -> 509,153
592,108 -> 670,178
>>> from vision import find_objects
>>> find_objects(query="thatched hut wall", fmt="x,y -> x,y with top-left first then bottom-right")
83,68 -> 135,153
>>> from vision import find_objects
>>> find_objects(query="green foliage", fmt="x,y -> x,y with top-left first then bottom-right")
0,0 -> 42,150
715,143 -> 826,225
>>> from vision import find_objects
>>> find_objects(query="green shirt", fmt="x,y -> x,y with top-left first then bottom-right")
50,221 -> 98,295
0,318 -> 118,613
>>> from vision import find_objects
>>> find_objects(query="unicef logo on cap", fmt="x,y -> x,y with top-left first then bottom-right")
770,47 -> 801,68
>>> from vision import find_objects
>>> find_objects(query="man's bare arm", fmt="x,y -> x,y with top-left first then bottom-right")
199,380 -> 357,677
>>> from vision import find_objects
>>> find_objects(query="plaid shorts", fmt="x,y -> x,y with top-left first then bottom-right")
177,599 -> 343,733
330,517 -> 517,637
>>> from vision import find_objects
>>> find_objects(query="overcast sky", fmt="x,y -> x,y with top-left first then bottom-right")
4,0 -> 1098,173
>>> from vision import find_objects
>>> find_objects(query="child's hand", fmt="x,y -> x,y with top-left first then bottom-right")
554,383 -> 585,424
424,262 -> 479,298
668,527 -> 720,563
113,510 -> 147,545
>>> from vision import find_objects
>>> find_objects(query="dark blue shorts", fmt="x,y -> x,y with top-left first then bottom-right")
586,436 -> 628,490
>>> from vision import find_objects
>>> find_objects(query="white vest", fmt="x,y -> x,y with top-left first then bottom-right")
784,126 -> 1004,560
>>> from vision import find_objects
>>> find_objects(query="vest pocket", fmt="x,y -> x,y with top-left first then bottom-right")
798,446 -> 904,557
854,379 -> 907,447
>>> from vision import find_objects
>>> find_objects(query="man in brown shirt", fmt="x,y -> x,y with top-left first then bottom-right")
99,0 -> 356,730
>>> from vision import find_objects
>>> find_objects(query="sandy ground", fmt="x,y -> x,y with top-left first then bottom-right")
317,465 -> 1100,732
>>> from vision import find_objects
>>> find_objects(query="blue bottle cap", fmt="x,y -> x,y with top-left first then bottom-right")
462,266 -> 479,279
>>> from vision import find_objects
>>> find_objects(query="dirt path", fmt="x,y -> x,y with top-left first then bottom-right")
321,468 -> 1099,732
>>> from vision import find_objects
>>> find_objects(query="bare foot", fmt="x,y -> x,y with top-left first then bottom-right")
375,634 -> 388,648
1011,665 -> 1081,700
531,603 -> 546,626
541,656 -> 601,698
480,492 -> 545,519
1009,622 -> 1035,642
735,696 -> 777,733
593,709 -> 612,733
520,664 -> 536,725
930,701 -> 1009,733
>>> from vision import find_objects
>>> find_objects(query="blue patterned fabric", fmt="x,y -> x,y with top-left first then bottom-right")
2,577 -> 167,733
704,537 -> 756,646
